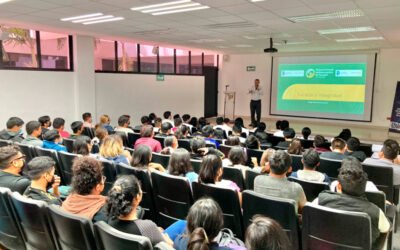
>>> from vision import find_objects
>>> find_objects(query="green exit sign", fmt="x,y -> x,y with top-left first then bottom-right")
247,66 -> 256,71
156,74 -> 164,81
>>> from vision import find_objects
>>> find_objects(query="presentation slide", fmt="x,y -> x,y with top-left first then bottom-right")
270,54 -> 376,121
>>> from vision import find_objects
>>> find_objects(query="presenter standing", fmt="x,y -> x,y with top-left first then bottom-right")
249,79 -> 263,127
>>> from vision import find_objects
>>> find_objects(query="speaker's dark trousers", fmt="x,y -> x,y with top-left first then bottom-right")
250,100 -> 261,125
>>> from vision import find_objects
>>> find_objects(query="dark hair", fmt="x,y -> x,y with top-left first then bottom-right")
163,111 -> 171,119
232,125 -> 242,135
301,127 -> 311,140
107,175 -> 141,220
331,138 -> 346,150
382,139 -> 399,160
24,156 -> 55,180
82,112 -> 92,122
53,118 -> 65,129
245,135 -> 260,149
338,157 -> 367,196
338,128 -> 352,141
43,129 -> 60,142
199,154 -> 222,184
216,117 -> 224,125
161,122 -> 172,133
234,117 -> 245,128
189,117 -> 198,127
131,145 -> 152,167
302,149 -> 320,169
174,117 -> 183,127
26,121 -> 41,135
73,136 -> 92,155
0,145 -> 20,170
198,117 -> 207,128
276,120 -> 282,130
71,157 -> 103,195
269,150 -> 291,175
228,146 -> 246,165
346,137 -> 360,151
6,117 -> 24,129
140,116 -> 150,125
140,125 -> 153,138
187,198 -> 224,250
118,115 -> 130,127
287,139 -> 302,155
148,113 -> 156,121
258,122 -> 266,131
182,114 -> 191,122
245,215 -> 291,250
213,129 -> 225,140
283,128 -> 295,139
154,117 -> 162,127
169,148 -> 193,176
223,118 -> 230,124
226,136 -> 240,146
191,137 -> 206,154
38,116 -> 51,126
313,135 -> 326,147
95,127 -> 108,141
280,120 -> 289,130
71,121 -> 83,133
164,136 -> 176,148
175,125 -> 189,139
173,114 -> 180,120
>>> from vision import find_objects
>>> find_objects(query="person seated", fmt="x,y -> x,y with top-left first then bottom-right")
134,116 -> 150,132
92,127 -> 108,153
38,115 -> 51,139
182,114 -> 193,132
23,156 -> 62,205
202,125 -> 220,149
153,117 -> 162,134
162,111 -> 174,127
99,135 -> 130,164
148,113 -> 157,126
259,148 -> 276,173
42,130 -> 67,152
134,125 -> 162,153
232,125 -> 246,144
287,138 -> 303,155
245,135 -> 261,150
336,128 -> 352,141
254,122 -> 269,144
320,138 -> 346,160
317,157 -> 390,247
290,149 -> 330,183
222,146 -> 250,177
198,117 -> 208,131
0,117 -> 24,143
0,145 -> 30,194
160,136 -> 178,155
62,157 -> 107,222
189,117 -> 198,132
172,117 -> 183,133
213,128 -> 226,140
131,145 -> 165,172
53,117 -> 70,138
168,148 -> 198,183
98,114 -> 114,134
273,120 -> 289,137
158,122 -> 173,137
73,136 -> 94,156
345,137 -> 367,162
174,125 -> 190,139
214,117 -> 230,139
245,215 -> 291,250
225,136 -> 241,146
313,135 -> 330,153
69,121 -> 84,139
276,128 -> 295,149
82,112 -> 95,129
254,150 -> 306,213
301,127 -> 312,140
114,115 -> 134,135
21,121 -> 43,147
190,137 -> 224,160
234,117 -> 249,136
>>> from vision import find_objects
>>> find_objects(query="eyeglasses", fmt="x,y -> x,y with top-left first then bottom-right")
12,155 -> 26,162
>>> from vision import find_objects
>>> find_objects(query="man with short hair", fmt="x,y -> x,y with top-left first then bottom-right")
254,150 -> 306,213
114,115 -> 134,135
21,121 -> 43,147
134,125 -> 162,152
290,149 -> 330,183
82,112 -> 94,128
248,78 -> 263,127
0,145 -> 30,194
232,125 -> 246,144
42,129 -> 67,152
313,135 -> 330,153
153,117 -> 162,133
254,122 -> 268,144
0,117 -> 24,143
70,121 -> 84,139
276,128 -> 295,148
134,116 -> 150,131
158,122 -> 172,137
182,114 -> 193,131
162,111 -> 174,127
53,118 -> 70,138
273,120 -> 289,137
345,137 -> 366,162
214,116 -> 231,138
202,125 -> 220,148
320,138 -> 346,160
160,136 -> 178,155
38,115 -> 51,138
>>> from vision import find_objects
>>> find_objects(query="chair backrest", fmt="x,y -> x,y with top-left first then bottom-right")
127,133 -> 141,147
318,158 -> 342,179
153,136 -> 165,148
365,191 -> 386,212
47,204 -> 97,250
15,142 -> 36,163
115,163 -> 156,221
63,138 -> 75,153
192,182 -> 244,239
9,192 -> 58,250
359,143 -> 373,157
0,188 -> 26,250
94,221 -> 152,250
288,177 -> 329,202
222,167 -> 245,191
151,152 -> 170,168
245,148 -> 264,168
190,159 -> 202,174
266,135 -> 285,146
58,151 -> 80,185
219,144 -> 232,158
151,171 -> 193,228
362,164 -> 394,203
34,147 -> 64,183
302,203 -> 371,250
177,139 -> 191,151
99,159 -> 117,195
300,139 -> 314,149
290,154 -> 303,172
0,139 -> 11,147
242,190 -> 299,250
115,132 -> 129,147
82,127 -> 95,139
245,169 -> 261,190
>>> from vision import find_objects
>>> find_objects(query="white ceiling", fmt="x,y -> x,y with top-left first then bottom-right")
1,0 -> 400,54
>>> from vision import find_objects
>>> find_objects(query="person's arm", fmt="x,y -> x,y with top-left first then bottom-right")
52,175 -> 61,197
297,186 -> 307,214
15,178 -> 31,195
149,162 -> 166,172
378,209 -> 391,233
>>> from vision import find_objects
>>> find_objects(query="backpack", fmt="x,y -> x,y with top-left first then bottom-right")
215,228 -> 246,249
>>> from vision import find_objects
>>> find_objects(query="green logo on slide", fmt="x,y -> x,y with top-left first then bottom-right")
306,69 -> 316,79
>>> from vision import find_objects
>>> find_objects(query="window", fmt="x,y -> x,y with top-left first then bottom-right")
40,31 -> 70,70
117,41 -> 138,72
176,49 -> 189,74
94,39 -> 116,71
159,46 -> 174,74
191,50 -> 203,75
204,54 -> 218,67
140,44 -> 158,73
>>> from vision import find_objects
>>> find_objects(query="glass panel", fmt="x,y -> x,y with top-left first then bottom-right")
117,41 -> 138,72
176,49 -> 189,74
40,31 -> 70,69
140,44 -> 158,73
94,39 -> 115,71
191,50 -> 203,75
204,54 -> 217,67
159,46 -> 174,74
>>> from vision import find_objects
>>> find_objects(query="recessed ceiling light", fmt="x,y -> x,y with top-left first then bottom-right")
131,0 -> 191,11
72,15 -> 114,23
0,0 -> 13,4
152,5 -> 209,15
318,26 -> 376,35
288,9 -> 364,23
83,17 -> 124,25
250,0 -> 265,2
61,13 -> 103,22
142,3 -> 201,13
336,36 -> 384,42
132,1 -> 209,16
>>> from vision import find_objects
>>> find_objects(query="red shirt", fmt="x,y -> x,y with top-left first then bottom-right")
59,130 -> 70,138
134,137 -> 162,153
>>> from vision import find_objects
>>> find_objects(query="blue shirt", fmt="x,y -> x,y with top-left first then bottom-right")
105,155 -> 129,165
42,141 -> 67,152
205,138 -> 220,149
185,172 -> 198,184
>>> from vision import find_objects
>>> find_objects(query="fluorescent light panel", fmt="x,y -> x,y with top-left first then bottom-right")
318,26 -> 375,34
61,13 -> 103,21
131,0 -> 191,11
288,9 -> 364,23
250,0 -> 265,2
152,6 -> 209,15
0,0 -> 13,4
72,15 -> 114,23
336,36 -> 384,42
132,0 -> 209,16
142,3 -> 200,13
83,17 -> 124,25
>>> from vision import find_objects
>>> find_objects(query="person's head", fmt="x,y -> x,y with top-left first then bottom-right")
163,111 -> 172,120
71,156 -> 104,195
168,148 -> 193,176
313,135 -> 326,147
140,116 -> 150,125
261,148 -> 275,166
380,139 -> 399,161
283,128 -> 295,139
228,146 -> 246,165
287,139 -> 302,155
331,138 -> 346,153
346,137 -> 360,152
175,125 -> 189,139
280,120 -> 289,131
276,120 -> 282,130
302,149 -> 320,170
337,157 -> 367,196
38,115 -> 51,128
269,150 -> 291,175
232,125 -> 242,136
226,136 -> 240,146
99,114 -> 110,125
71,121 -> 84,134
174,117 -> 183,127
107,175 -> 142,220
254,78 -> 260,88
117,115 -> 130,128
245,135 -> 260,150
99,134 -> 124,158
140,125 -> 154,138
173,114 -> 180,120
245,215 -> 290,250
191,137 -> 206,154
213,129 -> 225,140
257,122 -> 266,132
24,156 -> 55,185
198,117 -> 207,128
95,127 -> 108,141
131,144 -> 152,167
53,118 -> 65,131
161,122 -> 172,134
182,114 -> 191,123
338,128 -> 352,141
187,198 -> 224,249
234,117 -> 244,128
82,112 -> 92,123
6,117 -> 24,132
148,113 -> 156,122
216,117 -> 224,125
26,120 -> 42,137
189,117 -> 198,127
202,125 -> 214,138
301,127 -> 311,140
223,118 -> 230,124
43,129 -> 62,143
199,154 -> 222,184
0,145 -> 25,173
73,136 -> 92,155
164,136 -> 178,149
154,118 -> 162,128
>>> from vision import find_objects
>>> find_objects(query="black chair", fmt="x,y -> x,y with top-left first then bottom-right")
63,138 -> 75,153
82,127 -> 95,139
190,159 -> 202,174
288,177 -> 329,202
300,139 -> 314,149
58,151 -> 79,185
302,203 -> 371,250
128,133 -> 141,148
365,190 -> 386,212
318,157 -> 342,179
359,143 -> 373,157
219,144 -> 232,158
192,182 -> 244,239
290,154 -> 303,172
151,171 -> 193,228
99,159 -> 117,195
245,169 -> 262,190
242,190 -> 300,250
362,164 -> 395,203
94,221 -> 152,250
245,148 -> 264,168
151,152 -> 170,168
115,163 -> 156,221
0,188 -> 26,250
115,132 -> 129,148
267,135 -> 285,147
154,136 -> 165,147
0,139 -> 11,147
178,139 -> 191,151
34,147 -> 64,183
222,167 -> 245,191
15,142 -> 36,163
9,192 -> 58,250
47,204 -> 97,250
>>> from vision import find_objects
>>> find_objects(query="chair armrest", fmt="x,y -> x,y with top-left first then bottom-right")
154,242 -> 175,250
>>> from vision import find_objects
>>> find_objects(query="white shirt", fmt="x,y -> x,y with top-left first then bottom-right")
214,124 -> 231,138
249,85 -> 263,101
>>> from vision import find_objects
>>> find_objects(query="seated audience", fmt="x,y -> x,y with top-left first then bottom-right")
42,129 -> 67,152
190,137 -> 224,160
38,115 -> 52,138
276,128 -> 295,148
317,157 -> 390,247
23,156 -> 62,205
234,117 -> 249,136
232,125 -> 246,144
0,117 -> 24,143
174,125 -> 190,139
168,148 -> 198,183
73,136 -> 93,156
213,128 -> 226,140
301,127 -> 311,140
82,112 -> 95,128
259,148 -> 276,173
158,122 -> 173,137
21,121 -> 43,147
287,138 -> 303,155
189,117 -> 198,132
53,117 -> 70,138
245,135 -> 261,150
202,125 -> 220,148
214,117 -> 231,138
245,215 -> 291,250
134,125 -> 162,153
198,117 -> 208,130
254,150 -> 306,213
172,117 -> 183,133
345,137 -> 367,162
320,138 -> 346,160
62,157 -> 107,222
273,120 -> 289,137
182,114 -> 193,131
153,117 -> 162,133
134,116 -> 150,132
313,135 -> 330,153
337,128 -> 352,141
225,136 -> 241,146
254,122 -> 269,144
114,115 -> 134,135
98,114 -> 114,134
222,146 -> 250,177
99,134 -> 130,164
148,113 -> 157,126
131,145 -> 165,172
162,111 -> 174,127
160,136 -> 178,155
94,127 -> 108,146
69,121 -> 84,139
290,149 -> 329,183
0,145 -> 30,194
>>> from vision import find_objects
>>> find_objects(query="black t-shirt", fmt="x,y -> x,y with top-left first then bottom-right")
23,187 -> 62,206
0,171 -> 30,194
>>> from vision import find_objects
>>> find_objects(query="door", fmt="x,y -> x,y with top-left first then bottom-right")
203,66 -> 218,117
